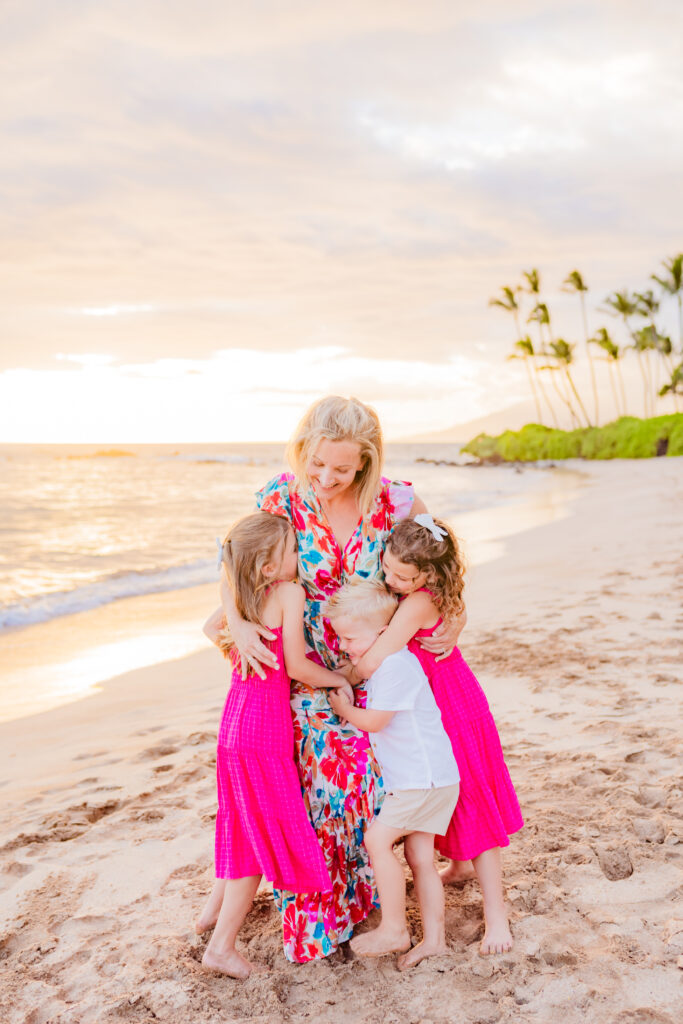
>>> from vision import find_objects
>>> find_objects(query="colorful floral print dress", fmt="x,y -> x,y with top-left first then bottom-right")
256,473 -> 414,963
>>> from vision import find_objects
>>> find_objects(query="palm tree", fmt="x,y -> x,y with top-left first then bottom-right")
527,301 -> 581,426
602,289 -> 648,415
652,254 -> 683,353
507,337 -> 543,422
490,285 -> 556,425
659,362 -> 683,398
549,339 -> 592,427
588,327 -> 626,416
563,270 -> 598,424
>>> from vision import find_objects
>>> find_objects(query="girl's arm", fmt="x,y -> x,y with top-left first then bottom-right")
279,582 -> 350,690
328,689 -> 394,732
350,590 -> 436,681
417,603 -> 467,660
220,570 -> 279,679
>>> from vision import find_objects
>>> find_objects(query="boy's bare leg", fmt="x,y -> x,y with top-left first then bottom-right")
398,831 -> 451,970
202,875 -> 262,978
195,878 -> 226,934
351,820 -> 411,957
473,847 -> 513,955
439,859 -> 476,884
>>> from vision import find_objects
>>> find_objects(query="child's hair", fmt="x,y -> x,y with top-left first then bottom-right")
323,578 -> 398,630
286,396 -> 383,517
219,512 -> 292,660
386,517 -> 465,620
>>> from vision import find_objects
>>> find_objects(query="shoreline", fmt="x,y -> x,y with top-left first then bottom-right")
0,457 -> 681,1024
0,463 -> 586,725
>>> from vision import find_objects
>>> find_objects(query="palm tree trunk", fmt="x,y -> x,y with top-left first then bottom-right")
616,359 -> 628,415
565,368 -> 592,427
580,293 -> 598,424
548,367 -> 580,427
524,359 -> 543,423
607,363 -> 621,418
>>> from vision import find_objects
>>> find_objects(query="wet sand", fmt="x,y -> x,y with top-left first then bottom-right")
0,458 -> 681,1024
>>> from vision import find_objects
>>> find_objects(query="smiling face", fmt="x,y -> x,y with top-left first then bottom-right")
382,547 -> 427,596
330,613 -> 384,663
306,438 -> 364,501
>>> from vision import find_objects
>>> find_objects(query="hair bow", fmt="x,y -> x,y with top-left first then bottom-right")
215,536 -> 224,572
414,513 -> 448,541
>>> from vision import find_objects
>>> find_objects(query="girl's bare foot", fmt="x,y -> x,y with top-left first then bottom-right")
480,917 -> 513,956
439,860 -> 476,885
201,947 -> 260,978
350,926 -> 411,958
397,939 -> 451,971
195,881 -> 226,935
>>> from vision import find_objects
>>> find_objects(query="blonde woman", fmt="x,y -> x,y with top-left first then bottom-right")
206,396 -> 464,962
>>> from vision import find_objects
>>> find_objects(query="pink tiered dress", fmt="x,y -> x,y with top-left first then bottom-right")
409,615 -> 523,861
214,628 -> 332,893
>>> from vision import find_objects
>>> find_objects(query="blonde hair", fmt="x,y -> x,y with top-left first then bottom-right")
386,518 -> 466,621
323,578 -> 397,630
219,512 -> 292,664
286,396 -> 384,516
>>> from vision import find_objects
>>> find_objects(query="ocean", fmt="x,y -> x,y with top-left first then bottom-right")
0,443 -> 585,722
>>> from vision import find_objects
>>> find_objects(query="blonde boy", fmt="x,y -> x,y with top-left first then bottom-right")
327,579 -> 459,970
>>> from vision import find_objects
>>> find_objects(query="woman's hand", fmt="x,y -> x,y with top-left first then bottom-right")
417,606 -> 467,662
232,619 -> 278,680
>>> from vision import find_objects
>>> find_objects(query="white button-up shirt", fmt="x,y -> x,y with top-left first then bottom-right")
366,647 -> 459,792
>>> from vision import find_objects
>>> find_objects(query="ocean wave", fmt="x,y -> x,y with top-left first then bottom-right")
0,560 -> 218,631
157,453 -> 265,465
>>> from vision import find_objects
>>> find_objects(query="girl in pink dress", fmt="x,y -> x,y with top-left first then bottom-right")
347,514 -> 523,957
195,512 -> 351,978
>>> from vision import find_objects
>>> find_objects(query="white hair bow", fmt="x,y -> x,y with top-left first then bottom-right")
215,536 -> 224,572
414,513 -> 448,541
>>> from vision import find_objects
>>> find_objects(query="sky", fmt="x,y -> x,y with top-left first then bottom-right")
0,0 -> 682,442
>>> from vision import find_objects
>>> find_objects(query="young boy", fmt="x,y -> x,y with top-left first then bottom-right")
327,579 -> 460,971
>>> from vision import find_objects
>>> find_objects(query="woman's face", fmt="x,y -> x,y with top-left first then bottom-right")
307,439 -> 364,501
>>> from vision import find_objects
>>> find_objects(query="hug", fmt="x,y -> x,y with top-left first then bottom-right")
197,395 -> 523,977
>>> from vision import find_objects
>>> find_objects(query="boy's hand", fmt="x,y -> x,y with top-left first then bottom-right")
329,688 -> 351,717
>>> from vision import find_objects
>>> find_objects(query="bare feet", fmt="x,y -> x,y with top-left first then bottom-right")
480,918 -> 513,956
201,947 -> 261,978
439,860 -> 476,885
397,939 -> 451,971
195,881 -> 226,935
350,926 -> 411,958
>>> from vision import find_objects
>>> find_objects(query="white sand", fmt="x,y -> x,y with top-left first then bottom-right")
0,458 -> 681,1024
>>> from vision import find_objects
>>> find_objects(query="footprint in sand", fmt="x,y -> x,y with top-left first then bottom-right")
153,764 -> 173,773
72,751 -> 108,761
136,744 -> 180,761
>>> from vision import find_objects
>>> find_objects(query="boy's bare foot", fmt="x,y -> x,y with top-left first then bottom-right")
350,926 -> 411,958
439,860 -> 476,885
397,939 -> 451,971
480,919 -> 513,955
201,947 -> 261,978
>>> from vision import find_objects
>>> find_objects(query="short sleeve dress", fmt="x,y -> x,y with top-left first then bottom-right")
256,472 -> 414,963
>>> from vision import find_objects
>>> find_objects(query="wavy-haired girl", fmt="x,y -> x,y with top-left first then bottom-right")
196,512 -> 350,978
346,514 -> 523,956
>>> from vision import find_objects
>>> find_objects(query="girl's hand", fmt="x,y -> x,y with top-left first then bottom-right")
232,619 -> 278,680
203,606 -> 226,646
417,606 -> 467,662
335,661 -> 356,682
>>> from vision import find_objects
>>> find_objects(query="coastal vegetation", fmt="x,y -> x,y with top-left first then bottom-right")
462,414 -> 683,462
477,254 -> 683,460
490,254 -> 683,429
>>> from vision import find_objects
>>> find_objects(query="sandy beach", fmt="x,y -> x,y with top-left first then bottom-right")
1,458 -> 681,1024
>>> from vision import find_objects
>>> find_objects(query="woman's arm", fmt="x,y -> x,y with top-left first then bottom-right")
280,583 -> 350,690
349,590 -> 436,681
328,689 -> 394,732
220,570 -> 279,679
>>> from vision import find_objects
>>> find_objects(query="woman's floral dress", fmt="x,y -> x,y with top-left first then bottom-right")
255,473 -> 414,962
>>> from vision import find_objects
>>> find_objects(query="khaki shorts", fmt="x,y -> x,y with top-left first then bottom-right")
378,783 -> 460,837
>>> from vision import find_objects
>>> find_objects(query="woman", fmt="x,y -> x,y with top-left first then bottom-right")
207,396 -> 464,962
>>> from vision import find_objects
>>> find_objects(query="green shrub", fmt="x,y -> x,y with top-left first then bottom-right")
462,414 -> 683,461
